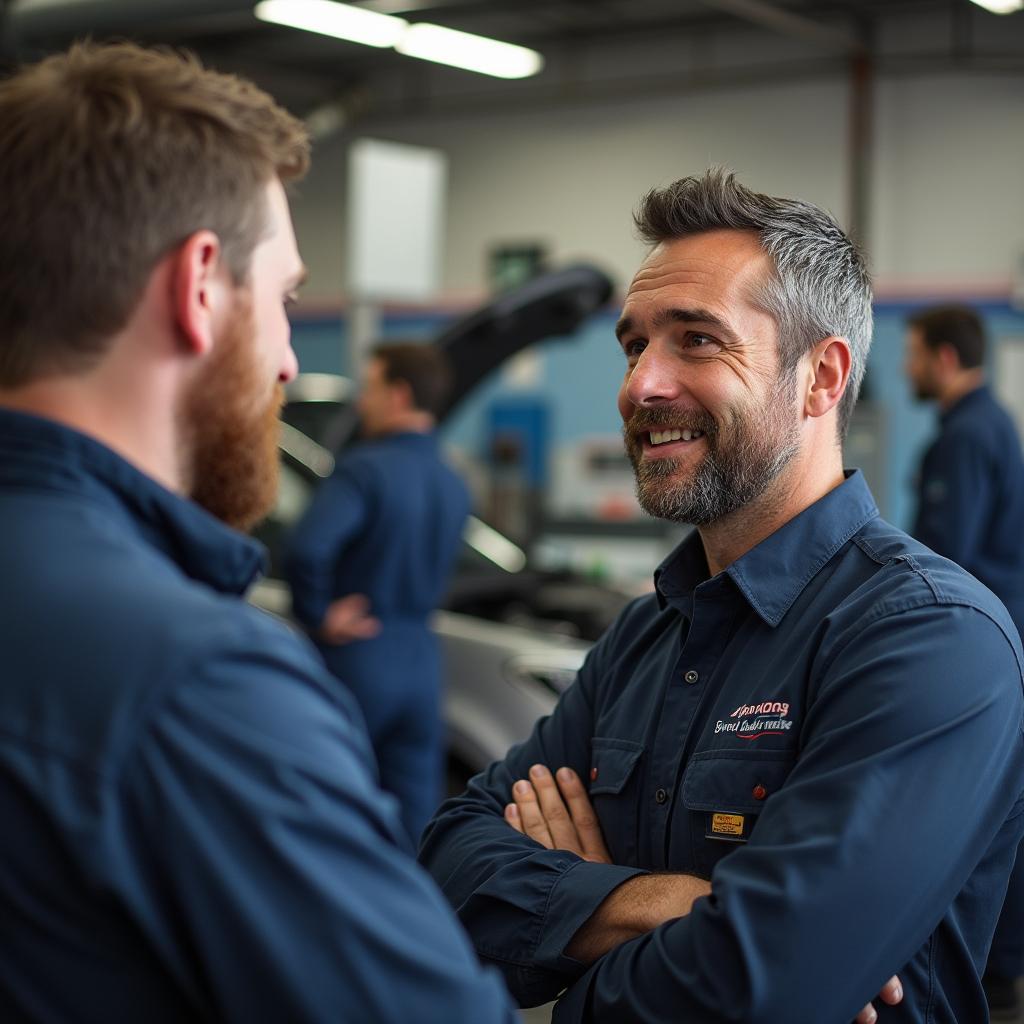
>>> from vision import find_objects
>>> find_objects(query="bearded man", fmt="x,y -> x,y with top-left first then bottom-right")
0,42 -> 518,1023
420,171 -> 1024,1024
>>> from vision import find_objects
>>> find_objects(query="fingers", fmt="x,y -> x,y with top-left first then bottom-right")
503,765 -> 612,863
555,767 -> 612,864
854,976 -> 903,1024
503,802 -> 525,834
877,976 -> 903,1005
508,777 -> 555,849
526,765 -> 583,853
322,594 -> 381,643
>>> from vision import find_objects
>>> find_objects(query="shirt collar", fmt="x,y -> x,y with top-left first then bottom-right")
0,407 -> 265,595
654,470 -> 879,627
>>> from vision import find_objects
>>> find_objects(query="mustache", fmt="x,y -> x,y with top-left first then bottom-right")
623,406 -> 717,437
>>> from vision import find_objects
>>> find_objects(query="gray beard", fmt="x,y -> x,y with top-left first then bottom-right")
625,378 -> 800,526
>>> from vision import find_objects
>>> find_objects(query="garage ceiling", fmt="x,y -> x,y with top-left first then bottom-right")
2,0 -> 1021,121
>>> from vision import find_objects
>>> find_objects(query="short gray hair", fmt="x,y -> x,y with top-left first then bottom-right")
633,169 -> 872,440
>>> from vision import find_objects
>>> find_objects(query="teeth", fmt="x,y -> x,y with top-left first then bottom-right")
648,429 -> 704,446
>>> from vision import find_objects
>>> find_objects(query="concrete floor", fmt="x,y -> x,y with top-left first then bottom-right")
520,1004 -> 554,1023
524,1003 -> 557,1019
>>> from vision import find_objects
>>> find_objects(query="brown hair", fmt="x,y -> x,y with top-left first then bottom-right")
0,41 -> 310,386
907,305 -> 986,370
372,342 -> 453,419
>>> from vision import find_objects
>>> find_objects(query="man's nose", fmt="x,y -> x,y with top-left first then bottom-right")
279,343 -> 299,384
625,344 -> 682,407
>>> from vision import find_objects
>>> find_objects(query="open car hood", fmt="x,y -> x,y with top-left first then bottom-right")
319,264 -> 613,447
433,263 -> 613,420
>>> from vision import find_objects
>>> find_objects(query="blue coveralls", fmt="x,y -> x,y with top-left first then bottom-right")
0,408 -> 515,1023
285,431 -> 470,843
422,471 -> 1024,1023
912,383 -> 1024,980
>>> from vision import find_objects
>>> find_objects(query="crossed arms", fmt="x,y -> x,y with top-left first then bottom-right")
505,763 -> 900,1023
420,600 -> 1024,1023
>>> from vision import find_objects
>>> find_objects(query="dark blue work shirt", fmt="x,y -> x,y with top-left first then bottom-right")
913,384 -> 1024,632
421,471 -> 1024,1024
285,431 -> 470,631
0,409 -> 515,1023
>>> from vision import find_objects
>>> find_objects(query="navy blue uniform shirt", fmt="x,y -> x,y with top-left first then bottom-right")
913,384 -> 1024,631
284,431 -> 471,840
285,431 -> 470,631
0,409 -> 516,1023
421,471 -> 1024,1023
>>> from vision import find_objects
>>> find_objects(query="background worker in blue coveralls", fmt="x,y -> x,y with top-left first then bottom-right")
905,304 -> 1024,1019
285,342 -> 470,842
0,42 -> 517,1023
421,170 -> 1024,1024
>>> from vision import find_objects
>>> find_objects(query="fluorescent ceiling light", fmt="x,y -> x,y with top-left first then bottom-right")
254,0 -> 407,48
396,22 -> 544,79
255,1 -> 544,79
968,0 -> 1024,13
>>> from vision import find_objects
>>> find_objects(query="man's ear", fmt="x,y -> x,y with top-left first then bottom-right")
937,342 -> 962,375
171,230 -> 231,357
390,378 -> 416,413
804,336 -> 852,420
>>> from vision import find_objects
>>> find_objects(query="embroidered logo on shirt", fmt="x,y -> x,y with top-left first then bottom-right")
714,700 -> 794,740
711,812 -> 745,836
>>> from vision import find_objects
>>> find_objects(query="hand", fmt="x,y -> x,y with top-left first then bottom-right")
319,594 -> 381,644
505,763 -> 612,863
855,976 -> 903,1023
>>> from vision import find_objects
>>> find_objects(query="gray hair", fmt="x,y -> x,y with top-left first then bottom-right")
633,169 -> 872,440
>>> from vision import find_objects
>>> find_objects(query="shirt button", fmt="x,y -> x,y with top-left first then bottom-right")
655,787 -> 669,804
752,784 -> 767,801
683,669 -> 699,684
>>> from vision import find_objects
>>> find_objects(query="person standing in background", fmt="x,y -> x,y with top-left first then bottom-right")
286,342 -> 471,843
905,303 -> 1024,1018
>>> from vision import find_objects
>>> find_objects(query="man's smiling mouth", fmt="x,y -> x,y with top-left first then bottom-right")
648,428 -> 705,446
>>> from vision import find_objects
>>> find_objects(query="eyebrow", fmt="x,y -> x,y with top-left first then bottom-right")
615,307 -> 734,342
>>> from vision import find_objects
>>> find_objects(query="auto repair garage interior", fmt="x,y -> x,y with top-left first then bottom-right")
4,1 -> 1024,1021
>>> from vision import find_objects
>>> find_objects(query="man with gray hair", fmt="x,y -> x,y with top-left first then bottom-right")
421,171 -> 1024,1023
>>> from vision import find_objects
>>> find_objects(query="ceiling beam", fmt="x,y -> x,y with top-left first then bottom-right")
695,0 -> 863,53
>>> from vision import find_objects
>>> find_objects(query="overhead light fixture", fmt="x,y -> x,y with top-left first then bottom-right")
254,0 -> 407,48
396,22 -> 544,79
255,1 -> 544,79
967,0 -> 1024,13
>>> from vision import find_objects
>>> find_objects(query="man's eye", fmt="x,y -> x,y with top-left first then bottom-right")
623,340 -> 645,359
688,333 -> 717,350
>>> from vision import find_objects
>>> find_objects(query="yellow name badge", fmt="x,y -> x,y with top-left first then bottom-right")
710,813 -> 745,837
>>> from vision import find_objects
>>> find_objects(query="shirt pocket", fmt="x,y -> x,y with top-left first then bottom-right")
681,748 -> 795,877
588,736 -> 644,865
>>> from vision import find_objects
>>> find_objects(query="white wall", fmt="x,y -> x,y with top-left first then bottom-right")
293,76 -> 849,302
291,65 -> 1024,306
872,73 -> 1024,292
